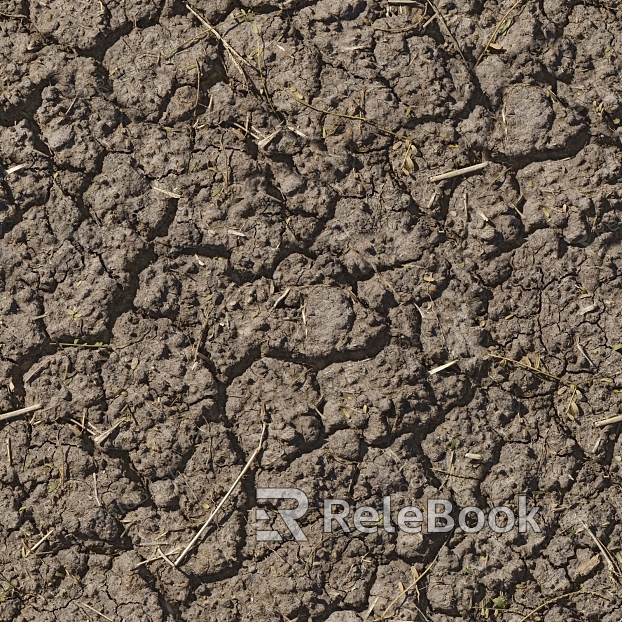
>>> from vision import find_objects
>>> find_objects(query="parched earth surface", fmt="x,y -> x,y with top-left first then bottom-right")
2,0 -> 622,620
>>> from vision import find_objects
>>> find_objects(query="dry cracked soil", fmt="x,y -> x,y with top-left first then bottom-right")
1,0 -> 622,620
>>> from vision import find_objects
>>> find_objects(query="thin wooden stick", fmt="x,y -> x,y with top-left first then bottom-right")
174,421 -> 267,566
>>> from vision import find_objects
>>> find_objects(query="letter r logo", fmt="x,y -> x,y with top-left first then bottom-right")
255,488 -> 309,542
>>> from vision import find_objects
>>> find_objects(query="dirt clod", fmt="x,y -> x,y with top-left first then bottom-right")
1,1 -> 622,620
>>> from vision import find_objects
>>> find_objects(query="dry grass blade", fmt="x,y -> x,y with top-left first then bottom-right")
26,530 -> 53,556
185,3 -> 251,68
476,0 -> 528,65
576,342 -> 596,368
174,421 -> 267,566
427,0 -> 468,66
164,32 -> 209,61
278,86 -> 413,143
374,544 -> 443,621
77,602 -> 117,622
581,521 -> 622,582
180,4 -> 415,145
489,352 -> 608,410
515,589 -> 609,622
185,3 -> 251,86
257,128 -> 281,149
488,353 -> 565,383
565,383 -> 579,420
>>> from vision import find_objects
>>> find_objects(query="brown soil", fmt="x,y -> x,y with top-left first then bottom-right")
1,0 -> 622,620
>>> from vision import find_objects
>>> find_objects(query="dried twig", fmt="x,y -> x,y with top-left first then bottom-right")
185,3 -> 250,86
193,305 -> 212,365
194,57 -> 202,115
132,546 -> 183,570
157,546 -> 178,570
581,521 -> 622,581
374,544 -> 444,620
465,452 -> 483,460
174,421 -> 267,566
93,473 -> 101,507
0,11 -> 28,18
476,0 -> 527,65
273,288 -> 291,309
278,86 -> 413,142
427,1 -> 468,66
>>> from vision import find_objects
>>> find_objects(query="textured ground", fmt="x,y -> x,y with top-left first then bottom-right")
1,0 -> 622,620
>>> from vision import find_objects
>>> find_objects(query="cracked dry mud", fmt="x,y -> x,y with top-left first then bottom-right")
1,0 -> 622,620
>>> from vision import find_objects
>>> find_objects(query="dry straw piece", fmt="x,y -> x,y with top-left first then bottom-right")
0,403 -> 42,422
174,421 -> 267,566
428,360 -> 458,375
594,414 -> 622,428
429,161 -> 490,182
